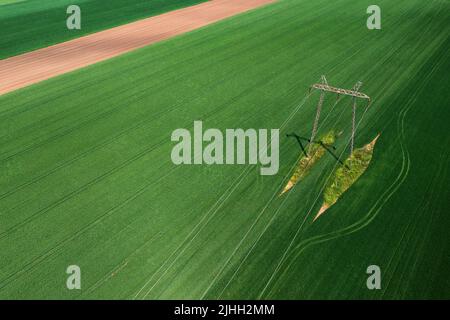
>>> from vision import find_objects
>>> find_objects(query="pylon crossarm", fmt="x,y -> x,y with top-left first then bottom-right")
311,83 -> 370,100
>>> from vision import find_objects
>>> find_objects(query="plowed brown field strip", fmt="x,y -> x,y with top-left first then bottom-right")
0,0 -> 275,95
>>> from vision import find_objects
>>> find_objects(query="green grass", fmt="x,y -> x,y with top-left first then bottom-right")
0,0 -> 27,6
323,135 -> 377,207
0,0 -> 449,299
0,0 -> 208,59
282,131 -> 336,194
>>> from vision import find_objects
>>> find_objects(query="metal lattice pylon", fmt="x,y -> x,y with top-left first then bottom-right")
308,76 -> 327,154
309,76 -> 370,156
350,81 -> 363,154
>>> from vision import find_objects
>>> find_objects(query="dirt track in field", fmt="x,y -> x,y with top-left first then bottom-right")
0,0 -> 275,96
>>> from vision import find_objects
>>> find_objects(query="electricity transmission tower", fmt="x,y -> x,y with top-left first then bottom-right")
309,75 -> 371,155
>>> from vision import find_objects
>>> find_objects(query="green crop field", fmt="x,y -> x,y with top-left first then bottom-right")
0,0 -> 208,59
0,0 -> 449,299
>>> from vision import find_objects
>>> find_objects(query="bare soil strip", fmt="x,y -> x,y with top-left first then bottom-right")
0,0 -> 275,95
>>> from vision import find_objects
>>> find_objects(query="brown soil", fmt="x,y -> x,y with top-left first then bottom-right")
0,0 -> 275,95
314,204 -> 329,221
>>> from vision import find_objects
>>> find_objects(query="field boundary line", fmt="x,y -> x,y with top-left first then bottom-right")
0,0 -> 276,95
